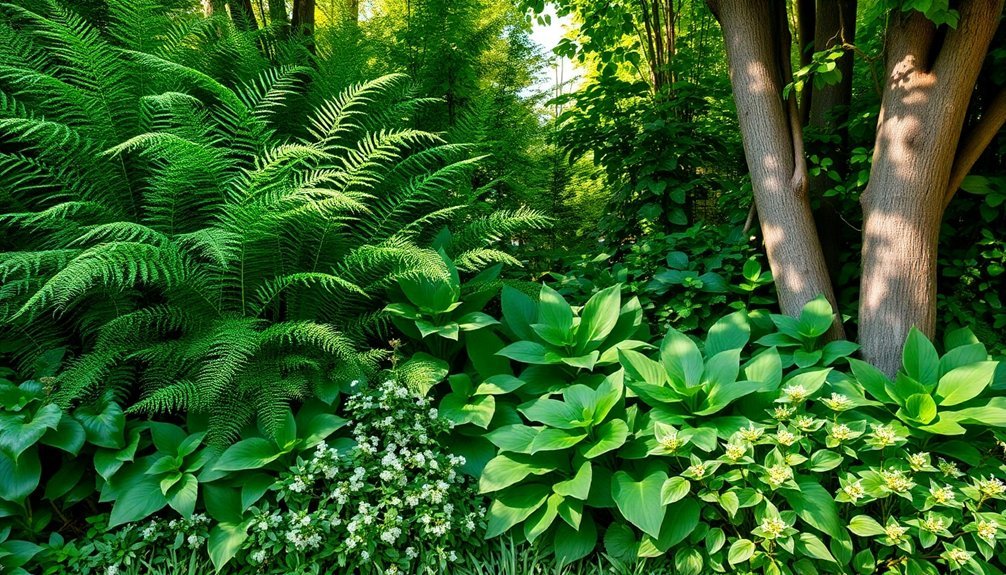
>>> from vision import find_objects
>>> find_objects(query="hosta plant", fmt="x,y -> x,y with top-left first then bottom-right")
465,284 -> 1006,574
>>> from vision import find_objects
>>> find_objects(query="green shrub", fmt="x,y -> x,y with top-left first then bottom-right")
432,276 -> 1006,574
549,224 -> 774,334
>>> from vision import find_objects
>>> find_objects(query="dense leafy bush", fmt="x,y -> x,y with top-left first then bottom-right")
549,224 -> 774,334
420,265 -> 1006,574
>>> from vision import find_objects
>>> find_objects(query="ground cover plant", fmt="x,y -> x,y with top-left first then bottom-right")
1,0 -> 1005,574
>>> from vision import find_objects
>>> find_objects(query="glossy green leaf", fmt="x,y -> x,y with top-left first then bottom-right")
611,469 -> 667,538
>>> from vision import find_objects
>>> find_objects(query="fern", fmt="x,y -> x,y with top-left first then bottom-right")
0,2 -> 545,441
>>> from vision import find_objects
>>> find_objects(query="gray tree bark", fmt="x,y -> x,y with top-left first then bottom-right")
708,0 -> 845,338
859,1 -> 1004,376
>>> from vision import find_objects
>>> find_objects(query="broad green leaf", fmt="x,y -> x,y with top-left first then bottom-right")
519,398 -> 582,429
108,475 -> 168,527
74,400 -> 125,449
479,453 -> 557,493
848,358 -> 894,403
538,284 -> 574,333
603,521 -> 638,561
660,477 -> 690,504
744,348 -> 782,390
457,311 -> 499,331
902,327 -> 939,387
702,349 -> 741,387
0,450 -> 40,502
485,425 -> 540,454
476,375 -> 526,395
554,461 -> 592,500
611,469 -> 667,538
301,414 -> 348,449
149,422 -> 187,454
821,340 -> 860,366
728,538 -> 756,565
561,351 -> 599,370
208,522 -> 249,572
554,514 -> 597,565
575,284 -> 621,353
705,311 -> 750,356
0,403 -> 61,459
485,483 -> 550,538
40,413 -> 85,455
501,286 -> 537,341
592,371 -> 624,424
166,473 -> 198,518
847,515 -> 885,537
782,479 -> 843,539
581,419 -> 628,458
808,450 -> 843,472
213,438 -> 281,472
530,428 -> 587,453
660,328 -> 703,387
901,393 -> 937,424
673,548 -> 703,575
797,532 -> 836,563
497,341 -> 560,365
935,361 -> 997,406
439,393 -> 495,429
798,295 -> 834,338
939,343 -> 987,376
523,492 -> 562,543
887,372 -> 928,406
619,348 -> 667,386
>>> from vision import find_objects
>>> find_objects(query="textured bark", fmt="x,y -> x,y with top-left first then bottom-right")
807,0 -> 856,288
709,0 -> 844,338
859,1 -> 1004,376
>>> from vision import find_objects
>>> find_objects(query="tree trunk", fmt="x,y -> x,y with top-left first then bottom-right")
859,2 -> 1003,376
229,0 -> 259,30
807,0 -> 856,290
203,0 -> 227,16
292,0 -> 316,51
346,0 -> 360,23
708,0 -> 844,338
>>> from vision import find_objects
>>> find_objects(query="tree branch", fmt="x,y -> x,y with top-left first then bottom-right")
944,86 -> 1006,208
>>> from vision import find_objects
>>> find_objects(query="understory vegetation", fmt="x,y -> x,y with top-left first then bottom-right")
1,0 -> 1005,574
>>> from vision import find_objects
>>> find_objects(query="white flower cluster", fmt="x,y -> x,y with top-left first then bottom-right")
240,379 -> 483,573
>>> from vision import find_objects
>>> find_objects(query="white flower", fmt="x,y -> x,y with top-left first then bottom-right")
977,520 -> 999,543
829,423 -> 853,441
880,468 -> 914,493
739,424 -> 764,443
760,517 -> 787,539
842,480 -> 865,502
884,522 -> 908,542
822,393 -> 853,411
978,476 -> 1006,497
930,485 -> 956,505
775,429 -> 798,447
946,548 -> 972,565
870,424 -> 899,447
766,464 -> 793,487
782,384 -> 809,403
106,565 -> 120,575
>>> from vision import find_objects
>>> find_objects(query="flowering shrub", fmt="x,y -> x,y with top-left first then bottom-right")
235,379 -> 484,574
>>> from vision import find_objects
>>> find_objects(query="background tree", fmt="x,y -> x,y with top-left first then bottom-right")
708,0 -> 1006,375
